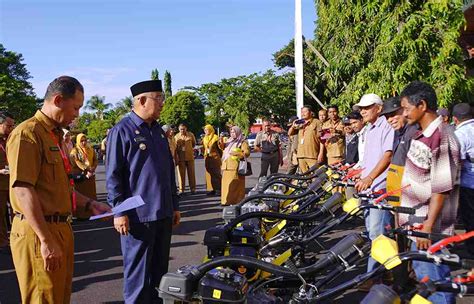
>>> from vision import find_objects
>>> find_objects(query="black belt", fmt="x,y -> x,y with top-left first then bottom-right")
15,213 -> 72,223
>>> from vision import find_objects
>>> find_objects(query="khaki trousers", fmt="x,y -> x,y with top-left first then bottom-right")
10,217 -> 74,304
177,160 -> 196,192
205,157 -> 222,191
0,190 -> 9,247
297,158 -> 318,174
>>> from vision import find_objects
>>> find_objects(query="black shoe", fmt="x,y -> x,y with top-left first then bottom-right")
206,191 -> 216,196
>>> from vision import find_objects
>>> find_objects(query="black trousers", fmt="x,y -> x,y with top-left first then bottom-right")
459,187 -> 474,255
121,218 -> 173,304
259,152 -> 279,177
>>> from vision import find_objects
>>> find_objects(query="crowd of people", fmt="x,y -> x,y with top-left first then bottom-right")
0,75 -> 473,304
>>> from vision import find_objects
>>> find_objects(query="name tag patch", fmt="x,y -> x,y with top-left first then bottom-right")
49,146 -> 60,151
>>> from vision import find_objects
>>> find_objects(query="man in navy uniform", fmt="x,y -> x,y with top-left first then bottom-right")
106,79 -> 180,303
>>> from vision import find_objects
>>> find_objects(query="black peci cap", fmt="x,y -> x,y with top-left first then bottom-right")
380,96 -> 401,116
130,80 -> 163,97
452,103 -> 472,120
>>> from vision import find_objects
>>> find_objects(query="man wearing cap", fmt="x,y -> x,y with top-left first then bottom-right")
0,112 -> 14,254
437,108 -> 450,124
106,80 -> 180,303
7,76 -> 111,303
322,105 -> 345,165
288,105 -> 324,173
453,103 -> 474,255
347,111 -> 366,167
285,116 -> 299,174
255,119 -> 282,177
343,116 -> 358,165
354,93 -> 394,274
380,97 -> 419,206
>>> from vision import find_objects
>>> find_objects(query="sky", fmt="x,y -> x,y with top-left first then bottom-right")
1,0 -> 317,105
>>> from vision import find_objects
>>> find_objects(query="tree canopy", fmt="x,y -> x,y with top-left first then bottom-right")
274,0 -> 474,111
164,70 -> 172,98
192,70 -> 296,134
160,91 -> 205,135
0,44 -> 38,121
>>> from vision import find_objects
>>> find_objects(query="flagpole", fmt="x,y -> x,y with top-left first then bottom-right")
294,0 -> 304,118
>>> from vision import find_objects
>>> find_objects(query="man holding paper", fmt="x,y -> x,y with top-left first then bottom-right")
106,79 -> 180,304
7,76 -> 111,303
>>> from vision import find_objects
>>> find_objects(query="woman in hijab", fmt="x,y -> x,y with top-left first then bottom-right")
219,126 -> 250,205
62,129 -> 74,156
70,133 -> 98,200
203,125 -> 222,195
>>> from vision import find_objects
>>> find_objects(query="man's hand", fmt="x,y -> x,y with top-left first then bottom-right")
355,176 -> 373,192
317,153 -> 324,164
40,238 -> 63,272
416,222 -> 433,250
173,211 -> 181,227
86,171 -> 94,179
90,201 -> 112,216
0,169 -> 9,175
114,215 -> 130,236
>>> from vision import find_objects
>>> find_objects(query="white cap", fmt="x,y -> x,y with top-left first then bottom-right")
353,93 -> 383,110
162,124 -> 171,132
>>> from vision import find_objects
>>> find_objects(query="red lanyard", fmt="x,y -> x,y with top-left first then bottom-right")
49,131 -> 76,212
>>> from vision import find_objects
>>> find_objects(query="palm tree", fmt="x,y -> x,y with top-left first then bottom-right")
121,96 -> 133,111
86,95 -> 112,120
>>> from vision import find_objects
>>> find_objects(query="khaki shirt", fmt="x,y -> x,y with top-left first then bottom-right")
221,140 -> 251,171
322,119 -> 345,160
295,119 -> 322,159
0,137 -> 8,191
168,137 -> 177,160
7,111 -> 72,215
255,131 -> 280,153
203,138 -> 222,159
175,132 -> 196,162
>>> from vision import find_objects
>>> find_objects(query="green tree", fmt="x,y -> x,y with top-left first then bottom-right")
86,95 -> 112,120
86,119 -> 112,143
151,68 -> 160,80
274,0 -> 474,111
0,44 -> 38,121
193,70 -> 296,133
160,91 -> 205,135
164,70 -> 172,98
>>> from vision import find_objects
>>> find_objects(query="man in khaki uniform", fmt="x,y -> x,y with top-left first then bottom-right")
163,125 -> 177,165
254,119 -> 282,177
288,105 -> 324,173
322,105 -> 345,165
7,76 -> 111,303
175,123 -> 197,193
285,116 -> 299,174
0,112 -> 14,253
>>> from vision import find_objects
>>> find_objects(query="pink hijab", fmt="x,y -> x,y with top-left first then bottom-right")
222,126 -> 244,161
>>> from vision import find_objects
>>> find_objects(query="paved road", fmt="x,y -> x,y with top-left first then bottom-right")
1,153 -> 472,303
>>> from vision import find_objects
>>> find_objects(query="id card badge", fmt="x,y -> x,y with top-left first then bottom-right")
182,147 -> 186,152
207,148 -> 211,154
300,138 -> 304,145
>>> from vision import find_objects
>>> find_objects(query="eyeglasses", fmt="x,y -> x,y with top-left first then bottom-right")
146,96 -> 164,103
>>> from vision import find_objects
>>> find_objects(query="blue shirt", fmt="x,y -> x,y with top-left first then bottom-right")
361,116 -> 395,192
455,119 -> 474,189
106,111 -> 179,223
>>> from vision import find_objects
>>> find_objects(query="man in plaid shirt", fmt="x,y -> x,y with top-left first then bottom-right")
399,81 -> 460,304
